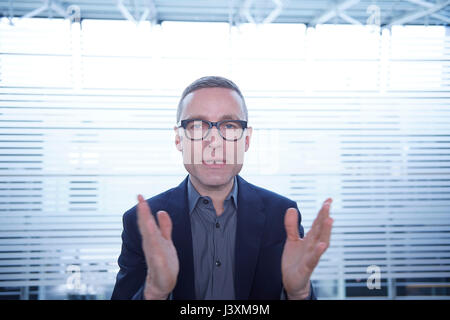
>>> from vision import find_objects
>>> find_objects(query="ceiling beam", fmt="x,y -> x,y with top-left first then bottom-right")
405,0 -> 450,24
116,0 -> 157,24
240,0 -> 256,24
263,0 -> 283,24
388,0 -> 450,26
146,0 -> 158,24
117,0 -> 136,23
310,0 -> 360,26
21,0 -> 68,19
239,0 -> 283,25
339,12 -> 363,25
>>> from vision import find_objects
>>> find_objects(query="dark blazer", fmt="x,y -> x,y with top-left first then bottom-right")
111,175 -> 315,300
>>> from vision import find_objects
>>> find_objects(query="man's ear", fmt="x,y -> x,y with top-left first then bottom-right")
244,127 -> 252,152
174,126 -> 183,152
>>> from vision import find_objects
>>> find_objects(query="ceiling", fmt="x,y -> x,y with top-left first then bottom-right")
0,0 -> 449,27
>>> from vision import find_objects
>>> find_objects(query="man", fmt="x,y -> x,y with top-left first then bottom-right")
111,76 -> 333,300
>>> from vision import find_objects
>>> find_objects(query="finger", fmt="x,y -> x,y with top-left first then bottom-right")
319,217 -> 334,246
308,199 -> 329,234
308,218 -> 333,269
136,194 -> 158,236
304,240 -> 330,272
284,208 -> 300,241
308,198 -> 332,240
157,211 -> 173,241
318,198 -> 332,221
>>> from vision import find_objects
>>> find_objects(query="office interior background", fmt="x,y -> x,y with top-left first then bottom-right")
0,0 -> 449,300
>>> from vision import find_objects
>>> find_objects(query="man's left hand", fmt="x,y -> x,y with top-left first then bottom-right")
281,198 -> 334,300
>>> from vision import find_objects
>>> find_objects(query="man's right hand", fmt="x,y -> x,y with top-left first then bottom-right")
137,194 -> 179,300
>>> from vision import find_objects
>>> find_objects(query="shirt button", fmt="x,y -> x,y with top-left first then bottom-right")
203,199 -> 209,204
215,222 -> 220,228
215,260 -> 221,267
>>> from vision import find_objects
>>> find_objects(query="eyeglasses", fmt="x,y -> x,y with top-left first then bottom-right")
178,119 -> 248,141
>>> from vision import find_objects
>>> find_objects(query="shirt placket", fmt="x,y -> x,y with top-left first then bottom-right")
212,202 -> 221,296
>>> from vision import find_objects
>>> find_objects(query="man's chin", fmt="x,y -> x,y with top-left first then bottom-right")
195,174 -> 233,188
185,166 -> 240,188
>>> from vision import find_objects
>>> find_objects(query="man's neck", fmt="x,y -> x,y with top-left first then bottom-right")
189,175 -> 235,216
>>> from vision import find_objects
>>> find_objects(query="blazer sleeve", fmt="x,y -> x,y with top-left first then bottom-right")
111,209 -> 147,300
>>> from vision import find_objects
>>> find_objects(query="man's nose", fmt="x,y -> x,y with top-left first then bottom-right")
206,127 -> 223,148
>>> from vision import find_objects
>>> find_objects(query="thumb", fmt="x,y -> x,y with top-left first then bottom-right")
284,208 -> 300,241
157,211 -> 173,241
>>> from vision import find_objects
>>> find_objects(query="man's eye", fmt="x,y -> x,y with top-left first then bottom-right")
224,123 -> 238,129
188,123 -> 202,129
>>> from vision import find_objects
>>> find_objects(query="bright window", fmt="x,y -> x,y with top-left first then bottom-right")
0,18 -> 449,299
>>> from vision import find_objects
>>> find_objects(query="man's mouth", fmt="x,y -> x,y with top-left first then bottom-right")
202,160 -> 226,168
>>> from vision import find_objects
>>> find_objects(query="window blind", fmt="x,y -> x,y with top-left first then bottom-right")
0,18 -> 449,299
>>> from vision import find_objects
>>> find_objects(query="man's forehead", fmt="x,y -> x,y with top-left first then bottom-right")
186,87 -> 241,103
181,88 -> 245,119
184,114 -> 240,121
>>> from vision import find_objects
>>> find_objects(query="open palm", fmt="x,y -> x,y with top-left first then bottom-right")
136,194 -> 179,300
282,199 -> 334,299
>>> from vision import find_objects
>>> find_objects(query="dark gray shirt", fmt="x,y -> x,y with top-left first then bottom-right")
187,175 -> 238,300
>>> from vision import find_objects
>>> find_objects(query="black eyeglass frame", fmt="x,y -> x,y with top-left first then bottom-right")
178,119 -> 248,141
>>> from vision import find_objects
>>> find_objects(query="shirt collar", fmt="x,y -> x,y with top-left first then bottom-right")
187,175 -> 238,215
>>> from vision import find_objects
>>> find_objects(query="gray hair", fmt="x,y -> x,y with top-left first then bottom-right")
176,76 -> 248,123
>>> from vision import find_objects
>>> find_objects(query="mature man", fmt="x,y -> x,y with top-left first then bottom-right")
111,76 -> 333,300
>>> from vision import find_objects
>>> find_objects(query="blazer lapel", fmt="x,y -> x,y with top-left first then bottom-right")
165,175 -> 196,300
234,175 -> 266,300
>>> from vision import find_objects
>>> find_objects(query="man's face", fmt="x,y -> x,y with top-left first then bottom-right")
174,87 -> 252,189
